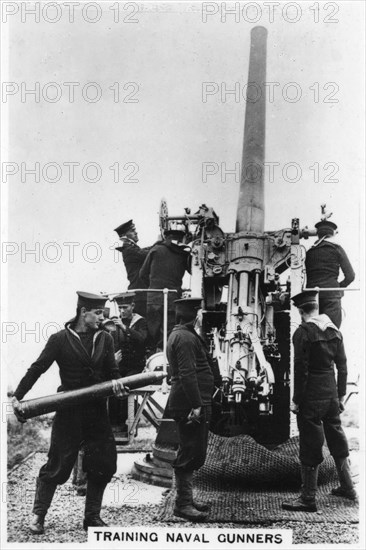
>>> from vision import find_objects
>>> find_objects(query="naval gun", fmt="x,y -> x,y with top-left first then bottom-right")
159,27 -> 304,444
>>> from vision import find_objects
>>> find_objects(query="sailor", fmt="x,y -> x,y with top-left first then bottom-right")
112,292 -> 148,376
114,219 -> 151,317
305,219 -> 355,328
139,229 -> 191,349
11,292 -> 127,534
107,292 -> 148,433
166,298 -> 214,522
282,290 -> 356,513
100,318 -> 122,369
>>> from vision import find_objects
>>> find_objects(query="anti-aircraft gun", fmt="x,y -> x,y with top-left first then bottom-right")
159,27 -> 312,445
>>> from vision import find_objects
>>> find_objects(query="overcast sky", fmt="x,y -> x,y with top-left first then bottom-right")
1,1 -> 364,396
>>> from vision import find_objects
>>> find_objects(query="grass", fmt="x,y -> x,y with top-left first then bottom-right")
7,416 -> 52,470
7,414 -> 155,470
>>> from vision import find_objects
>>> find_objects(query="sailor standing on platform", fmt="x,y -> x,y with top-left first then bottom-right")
11,292 -> 127,534
305,219 -> 355,328
114,220 -> 151,317
139,229 -> 191,350
282,290 -> 356,513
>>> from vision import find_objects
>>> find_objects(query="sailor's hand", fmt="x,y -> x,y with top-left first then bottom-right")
112,317 -> 123,328
113,380 -> 130,399
113,318 -> 127,332
187,407 -> 202,422
290,401 -> 299,415
339,396 -> 345,413
115,350 -> 122,364
11,396 -> 27,423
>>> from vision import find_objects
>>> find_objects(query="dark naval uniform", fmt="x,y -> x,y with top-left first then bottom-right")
108,314 -> 148,427
292,315 -> 349,466
14,323 -> 119,487
116,237 -> 150,317
115,314 -> 148,377
139,240 -> 190,348
166,323 -> 214,472
12,291 -> 127,534
305,237 -> 355,328
282,290 -> 356,512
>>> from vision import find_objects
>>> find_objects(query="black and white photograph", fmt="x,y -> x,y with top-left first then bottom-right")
0,1 -> 364,548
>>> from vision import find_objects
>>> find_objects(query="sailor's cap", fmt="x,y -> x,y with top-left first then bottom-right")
314,220 -> 337,232
174,297 -> 202,310
291,290 -> 318,309
164,228 -> 186,237
114,292 -> 136,306
114,220 -> 135,237
77,291 -> 107,310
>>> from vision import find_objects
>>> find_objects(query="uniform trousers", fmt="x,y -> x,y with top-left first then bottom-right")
38,400 -> 117,485
297,397 -> 349,466
173,405 -> 212,472
319,295 -> 342,328
146,293 -> 177,349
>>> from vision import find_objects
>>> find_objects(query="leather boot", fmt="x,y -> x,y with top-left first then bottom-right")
193,499 -> 210,512
29,514 -> 46,535
331,457 -> 357,500
30,477 -> 57,534
83,478 -> 109,530
173,470 -> 208,522
282,465 -> 319,512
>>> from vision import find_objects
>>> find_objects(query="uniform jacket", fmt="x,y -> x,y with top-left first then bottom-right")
116,238 -> 150,289
292,314 -> 347,405
139,241 -> 190,293
305,238 -> 355,298
14,323 -> 119,400
113,314 -> 148,376
166,323 -> 215,413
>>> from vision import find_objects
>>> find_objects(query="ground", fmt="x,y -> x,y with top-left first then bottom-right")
6,395 -> 360,545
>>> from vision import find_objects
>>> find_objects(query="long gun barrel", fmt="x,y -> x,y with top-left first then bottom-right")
236,26 -> 267,233
17,371 -> 166,420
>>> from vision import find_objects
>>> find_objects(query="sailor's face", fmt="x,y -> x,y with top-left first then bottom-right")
85,309 -> 104,330
195,308 -> 203,325
119,303 -> 134,320
298,309 -> 306,322
125,228 -> 138,242
193,308 -> 203,334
